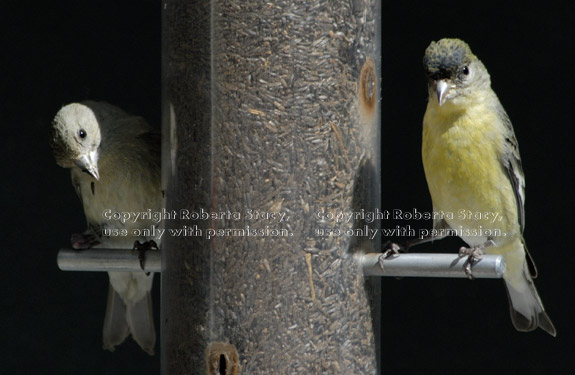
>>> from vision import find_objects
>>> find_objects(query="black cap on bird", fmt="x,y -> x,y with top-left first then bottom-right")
423,38 -> 486,106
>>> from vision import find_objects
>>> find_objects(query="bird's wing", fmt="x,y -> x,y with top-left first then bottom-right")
498,107 -> 526,233
497,105 -> 538,277
137,130 -> 161,162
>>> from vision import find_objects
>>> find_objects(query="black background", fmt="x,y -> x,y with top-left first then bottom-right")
1,1 -> 573,374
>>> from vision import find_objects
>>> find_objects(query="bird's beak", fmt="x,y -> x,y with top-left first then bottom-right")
435,80 -> 451,106
75,150 -> 100,180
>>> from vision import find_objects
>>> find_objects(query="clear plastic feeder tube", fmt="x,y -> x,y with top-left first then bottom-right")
162,1 -> 381,373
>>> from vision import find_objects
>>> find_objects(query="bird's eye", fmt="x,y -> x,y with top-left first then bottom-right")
78,129 -> 87,139
462,66 -> 470,75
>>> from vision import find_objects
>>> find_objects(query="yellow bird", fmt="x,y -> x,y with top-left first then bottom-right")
421,38 -> 556,336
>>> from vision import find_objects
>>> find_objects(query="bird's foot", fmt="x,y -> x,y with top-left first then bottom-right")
458,240 -> 494,279
71,232 -> 100,249
133,240 -> 159,275
378,241 -> 405,271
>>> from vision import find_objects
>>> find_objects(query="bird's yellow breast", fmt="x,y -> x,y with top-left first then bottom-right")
422,100 -> 518,245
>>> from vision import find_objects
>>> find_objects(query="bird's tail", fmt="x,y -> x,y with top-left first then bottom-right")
126,291 -> 156,355
502,241 -> 556,336
103,272 -> 156,354
103,284 -> 130,351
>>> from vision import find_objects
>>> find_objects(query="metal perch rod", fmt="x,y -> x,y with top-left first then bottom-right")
57,248 -> 161,272
360,253 -> 506,278
58,249 -> 505,278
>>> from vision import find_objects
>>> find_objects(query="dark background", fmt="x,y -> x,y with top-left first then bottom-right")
1,0 -> 573,374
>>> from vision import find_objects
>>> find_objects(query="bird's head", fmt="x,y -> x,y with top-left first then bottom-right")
423,38 -> 490,107
50,103 -> 101,180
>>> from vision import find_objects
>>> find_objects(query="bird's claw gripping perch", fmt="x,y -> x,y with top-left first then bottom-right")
133,240 -> 159,275
458,240 -> 495,279
378,242 -> 403,271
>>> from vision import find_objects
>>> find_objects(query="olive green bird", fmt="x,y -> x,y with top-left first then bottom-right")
421,38 -> 555,336
50,101 -> 162,353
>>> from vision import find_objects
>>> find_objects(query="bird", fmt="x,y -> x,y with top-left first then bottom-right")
50,101 -> 162,354
420,38 -> 556,336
